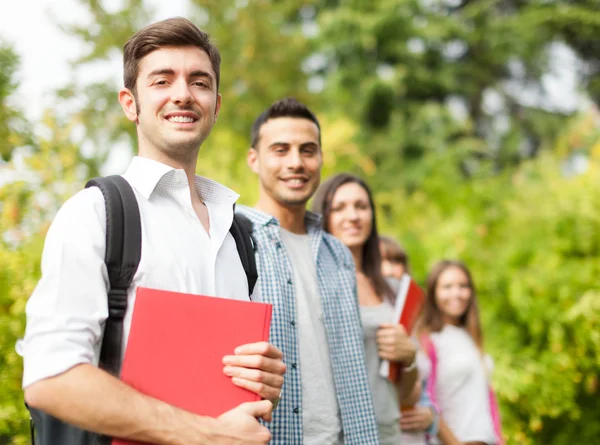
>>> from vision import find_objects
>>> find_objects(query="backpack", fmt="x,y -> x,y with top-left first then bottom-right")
28,175 -> 257,445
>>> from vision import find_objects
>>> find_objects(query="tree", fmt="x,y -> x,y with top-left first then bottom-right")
309,0 -> 600,190
0,41 -> 32,162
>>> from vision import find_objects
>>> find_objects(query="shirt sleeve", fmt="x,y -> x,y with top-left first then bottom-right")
19,187 -> 110,388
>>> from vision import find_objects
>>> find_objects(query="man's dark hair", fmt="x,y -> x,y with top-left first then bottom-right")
123,17 -> 221,95
251,97 -> 321,148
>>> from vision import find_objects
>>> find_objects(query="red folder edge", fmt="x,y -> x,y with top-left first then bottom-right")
112,287 -> 273,445
379,275 -> 425,382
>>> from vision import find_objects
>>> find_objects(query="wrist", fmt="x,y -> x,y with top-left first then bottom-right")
403,353 -> 417,372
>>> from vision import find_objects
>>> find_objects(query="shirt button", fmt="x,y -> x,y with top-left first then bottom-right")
293,407 -> 299,414
287,278 -> 293,285
291,362 -> 297,369
290,320 -> 296,326
275,242 -> 282,248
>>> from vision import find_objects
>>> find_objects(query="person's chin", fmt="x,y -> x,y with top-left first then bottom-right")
278,194 -> 310,207
166,134 -> 203,151
342,238 -> 363,250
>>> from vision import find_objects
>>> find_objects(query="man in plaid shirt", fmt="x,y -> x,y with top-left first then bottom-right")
237,98 -> 379,445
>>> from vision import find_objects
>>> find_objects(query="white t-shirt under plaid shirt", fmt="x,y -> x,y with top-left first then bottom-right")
236,206 -> 380,445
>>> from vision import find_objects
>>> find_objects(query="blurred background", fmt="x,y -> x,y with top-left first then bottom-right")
1,0 -> 599,443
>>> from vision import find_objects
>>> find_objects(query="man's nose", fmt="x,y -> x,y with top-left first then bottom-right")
171,79 -> 193,105
286,149 -> 303,169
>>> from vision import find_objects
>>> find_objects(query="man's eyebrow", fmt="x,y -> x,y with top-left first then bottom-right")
146,69 -> 215,85
268,142 -> 290,149
189,70 -> 214,83
147,68 -> 175,78
267,141 -> 319,149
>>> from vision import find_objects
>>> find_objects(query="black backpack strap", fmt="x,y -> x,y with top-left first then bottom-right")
27,176 -> 142,445
85,175 -> 142,377
230,213 -> 258,297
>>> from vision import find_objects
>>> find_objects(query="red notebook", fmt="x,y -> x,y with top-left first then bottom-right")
379,274 -> 425,382
112,287 -> 272,445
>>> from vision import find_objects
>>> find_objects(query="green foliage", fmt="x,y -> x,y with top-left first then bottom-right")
0,42 -> 32,162
376,117 -> 600,444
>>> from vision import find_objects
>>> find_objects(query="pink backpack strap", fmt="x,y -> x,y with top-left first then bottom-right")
420,333 -> 439,413
488,385 -> 504,445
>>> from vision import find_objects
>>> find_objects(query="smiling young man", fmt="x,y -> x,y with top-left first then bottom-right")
236,98 -> 380,445
20,18 -> 284,445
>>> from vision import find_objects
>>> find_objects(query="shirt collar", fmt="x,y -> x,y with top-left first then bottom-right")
237,205 -> 323,232
123,156 -> 240,205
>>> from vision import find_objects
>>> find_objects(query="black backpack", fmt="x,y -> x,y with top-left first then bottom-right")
28,175 -> 257,445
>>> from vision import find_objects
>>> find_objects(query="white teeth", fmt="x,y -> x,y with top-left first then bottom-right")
168,116 -> 195,123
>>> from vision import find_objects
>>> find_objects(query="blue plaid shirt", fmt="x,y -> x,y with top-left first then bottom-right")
237,206 -> 380,445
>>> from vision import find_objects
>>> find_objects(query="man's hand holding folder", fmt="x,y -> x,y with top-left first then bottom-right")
223,341 -> 286,422
111,288 -> 286,445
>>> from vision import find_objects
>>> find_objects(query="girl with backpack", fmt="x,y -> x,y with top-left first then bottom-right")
418,260 -> 503,445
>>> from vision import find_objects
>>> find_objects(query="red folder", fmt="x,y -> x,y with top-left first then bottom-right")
379,275 -> 425,382
112,287 -> 272,445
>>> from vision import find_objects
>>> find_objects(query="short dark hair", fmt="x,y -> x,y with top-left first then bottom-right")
123,17 -> 221,94
251,97 -> 321,148
380,235 -> 410,270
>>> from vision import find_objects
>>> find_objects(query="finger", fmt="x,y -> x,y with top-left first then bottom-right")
231,376 -> 281,401
377,344 -> 399,355
233,342 -> 283,359
403,414 -> 426,424
400,422 -> 422,432
377,330 -> 408,343
377,340 -> 397,350
224,365 -> 284,390
376,332 -> 406,345
376,327 -> 396,338
222,355 -> 287,375
379,323 -> 407,334
399,418 -> 423,430
238,399 -> 273,417
376,335 -> 396,345
378,351 -> 398,361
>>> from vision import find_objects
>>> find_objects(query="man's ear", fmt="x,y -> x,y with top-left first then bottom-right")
247,147 -> 259,174
118,88 -> 138,122
214,93 -> 222,122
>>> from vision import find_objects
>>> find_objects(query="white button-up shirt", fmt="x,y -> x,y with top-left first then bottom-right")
20,156 -> 251,388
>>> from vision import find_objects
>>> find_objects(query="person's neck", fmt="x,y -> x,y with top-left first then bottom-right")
255,196 -> 307,234
442,316 -> 462,327
137,149 -> 201,204
351,245 -> 363,272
